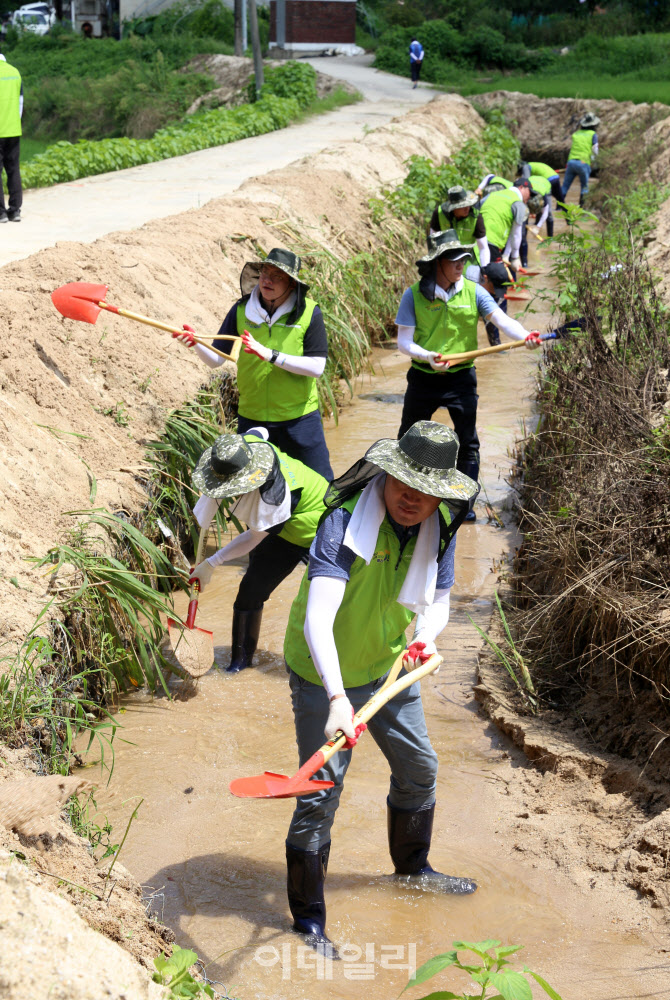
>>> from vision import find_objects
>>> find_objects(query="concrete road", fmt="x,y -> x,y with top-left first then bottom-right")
0,55 -> 434,268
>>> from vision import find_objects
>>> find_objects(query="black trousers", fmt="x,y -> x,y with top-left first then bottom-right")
411,61 -> 422,82
398,365 -> 480,466
237,410 -> 333,481
235,533 -> 308,611
0,137 -> 21,213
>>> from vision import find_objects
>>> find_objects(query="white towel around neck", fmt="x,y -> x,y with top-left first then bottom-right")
192,479 -> 291,533
245,285 -> 297,327
343,474 -> 440,614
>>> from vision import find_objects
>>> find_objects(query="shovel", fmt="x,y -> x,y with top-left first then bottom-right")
51,282 -> 241,363
437,331 -> 557,367
229,652 -> 442,799
166,523 -> 214,677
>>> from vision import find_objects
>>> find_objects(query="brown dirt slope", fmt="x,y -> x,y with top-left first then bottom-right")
0,94 -> 482,645
470,90 -> 670,166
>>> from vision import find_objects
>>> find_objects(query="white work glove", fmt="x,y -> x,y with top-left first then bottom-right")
188,558 -> 216,592
509,256 -> 521,269
172,323 -> 197,348
530,226 -> 540,237
325,695 -> 365,746
429,352 -> 449,371
241,329 -> 272,362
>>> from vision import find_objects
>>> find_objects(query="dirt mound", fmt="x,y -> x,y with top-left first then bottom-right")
0,774 -> 92,838
184,54 -> 359,114
470,91 -> 670,166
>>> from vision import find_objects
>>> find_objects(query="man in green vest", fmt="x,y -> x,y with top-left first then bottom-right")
428,186 -> 490,267
282,421 -> 479,952
190,428 -> 327,672
518,159 -> 563,211
0,54 -> 23,223
395,230 -> 541,519
562,112 -> 600,207
174,248 -> 333,480
480,179 -> 534,268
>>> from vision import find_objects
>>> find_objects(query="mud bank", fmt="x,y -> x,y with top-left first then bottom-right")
0,94 -> 481,643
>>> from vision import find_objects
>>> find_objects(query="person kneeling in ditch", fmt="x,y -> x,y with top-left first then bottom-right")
173,248 -> 333,481
282,421 -> 479,953
189,428 -> 327,673
395,229 -> 541,520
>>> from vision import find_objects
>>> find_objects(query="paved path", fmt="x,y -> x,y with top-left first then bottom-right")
1,55 -> 434,268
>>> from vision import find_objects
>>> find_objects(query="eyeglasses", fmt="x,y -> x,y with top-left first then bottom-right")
259,265 -> 288,282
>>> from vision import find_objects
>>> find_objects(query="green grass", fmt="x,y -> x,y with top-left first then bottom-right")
454,73 -> 670,106
292,85 -> 363,123
20,137 -> 50,163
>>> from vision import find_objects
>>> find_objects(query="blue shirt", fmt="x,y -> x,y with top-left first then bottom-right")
395,281 -> 498,327
308,506 -> 456,590
409,41 -> 424,62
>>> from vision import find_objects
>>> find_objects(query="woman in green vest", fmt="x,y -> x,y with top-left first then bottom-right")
174,248 -> 333,481
561,112 -> 600,207
282,421 -> 479,952
395,229 -> 541,520
190,428 -> 328,673
428,185 -> 490,267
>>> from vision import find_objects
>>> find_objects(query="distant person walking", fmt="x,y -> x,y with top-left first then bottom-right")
409,37 -> 424,88
0,53 -> 23,223
562,112 -> 600,208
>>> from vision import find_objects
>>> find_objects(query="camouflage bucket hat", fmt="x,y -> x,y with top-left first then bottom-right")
240,247 -> 309,297
364,422 -> 478,502
416,229 -> 475,274
444,185 -> 478,212
192,434 -> 275,500
579,112 -> 600,129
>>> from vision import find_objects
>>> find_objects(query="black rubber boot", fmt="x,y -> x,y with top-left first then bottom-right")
226,605 -> 263,674
458,461 -> 480,522
579,193 -> 586,208
546,217 -> 554,238
286,841 -> 338,956
387,800 -> 477,894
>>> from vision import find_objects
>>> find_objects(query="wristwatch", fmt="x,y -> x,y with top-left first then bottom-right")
269,349 -> 279,365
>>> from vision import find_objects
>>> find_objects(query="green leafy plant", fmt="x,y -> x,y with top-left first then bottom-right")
468,591 -> 536,710
401,939 -> 563,1000
153,946 -> 214,998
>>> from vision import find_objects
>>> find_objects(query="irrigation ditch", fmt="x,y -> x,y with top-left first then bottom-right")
1,90 -> 670,995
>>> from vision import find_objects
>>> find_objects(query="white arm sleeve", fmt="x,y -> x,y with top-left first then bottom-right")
194,342 -> 224,369
477,237 -> 490,267
397,325 -> 435,362
273,354 -> 326,377
487,307 -> 528,341
207,529 -> 268,566
509,222 -> 523,258
304,575 -> 347,699
478,173 -> 495,191
592,141 -> 599,156
413,588 -> 451,648
535,202 -> 550,228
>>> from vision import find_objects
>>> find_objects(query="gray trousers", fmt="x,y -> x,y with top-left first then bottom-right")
286,666 -> 438,851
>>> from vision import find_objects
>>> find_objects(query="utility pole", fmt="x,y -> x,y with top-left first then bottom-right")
248,0 -> 264,89
234,0 -> 243,56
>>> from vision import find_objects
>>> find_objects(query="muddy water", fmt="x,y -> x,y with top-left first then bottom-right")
95,239 -> 668,1000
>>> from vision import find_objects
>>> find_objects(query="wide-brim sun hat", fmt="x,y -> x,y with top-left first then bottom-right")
192,433 -> 275,500
365,422 -> 477,502
579,112 -> 600,128
240,247 -> 309,298
416,228 -> 475,276
444,185 -> 478,212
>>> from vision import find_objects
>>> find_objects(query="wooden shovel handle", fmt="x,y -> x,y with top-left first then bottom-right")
98,301 -> 241,361
439,331 -> 557,365
316,653 -> 442,770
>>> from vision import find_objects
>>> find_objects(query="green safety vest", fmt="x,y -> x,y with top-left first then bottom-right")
270,444 -> 328,548
527,161 -> 557,179
568,130 -> 596,165
411,278 -> 479,374
0,63 -> 22,138
480,188 -> 520,251
284,492 -> 451,688
236,298 -> 320,422
529,175 -> 551,196
485,175 -> 512,193
436,207 -> 481,263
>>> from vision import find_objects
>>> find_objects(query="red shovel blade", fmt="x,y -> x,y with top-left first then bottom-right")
51,282 -> 109,324
229,770 -> 334,799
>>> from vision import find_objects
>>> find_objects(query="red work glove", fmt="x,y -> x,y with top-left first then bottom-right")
172,323 -> 196,348
524,331 -> 542,350
403,641 -> 432,667
344,716 -> 368,750
241,329 -> 272,362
